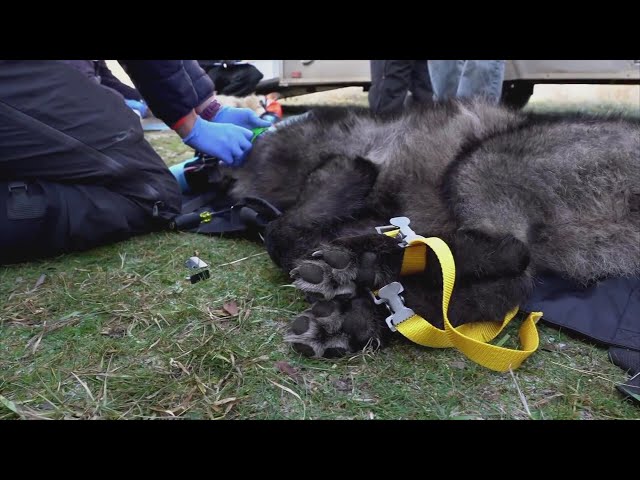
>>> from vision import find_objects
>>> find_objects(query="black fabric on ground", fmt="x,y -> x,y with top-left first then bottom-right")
525,274 -> 640,352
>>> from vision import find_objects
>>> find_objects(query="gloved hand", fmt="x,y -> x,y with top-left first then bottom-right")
213,106 -> 271,130
182,116 -> 254,167
124,99 -> 149,118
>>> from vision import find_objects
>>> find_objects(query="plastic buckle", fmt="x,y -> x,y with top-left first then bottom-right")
370,281 -> 415,332
375,223 -> 400,236
375,216 -> 419,247
152,201 -> 163,218
8,182 -> 28,193
185,256 -> 210,284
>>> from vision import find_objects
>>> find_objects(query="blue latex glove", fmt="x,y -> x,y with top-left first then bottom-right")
213,106 -> 271,130
182,116 -> 253,167
125,99 -> 149,118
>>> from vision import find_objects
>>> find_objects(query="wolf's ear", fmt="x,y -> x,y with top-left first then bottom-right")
353,156 -> 380,185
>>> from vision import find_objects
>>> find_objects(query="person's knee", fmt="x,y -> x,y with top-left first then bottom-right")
0,180 -> 168,264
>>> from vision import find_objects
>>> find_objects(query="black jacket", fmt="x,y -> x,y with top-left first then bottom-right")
118,60 -> 215,126
60,60 -> 144,101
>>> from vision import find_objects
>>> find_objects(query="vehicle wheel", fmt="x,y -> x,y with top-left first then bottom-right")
501,81 -> 534,109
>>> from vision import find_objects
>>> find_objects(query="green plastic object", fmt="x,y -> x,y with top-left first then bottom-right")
251,126 -> 271,142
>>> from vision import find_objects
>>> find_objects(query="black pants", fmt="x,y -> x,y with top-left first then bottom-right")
368,60 -> 433,115
0,60 -> 181,264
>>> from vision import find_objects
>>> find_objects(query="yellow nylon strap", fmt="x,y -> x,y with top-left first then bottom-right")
389,235 -> 542,372
399,242 -> 427,276
383,229 -> 426,275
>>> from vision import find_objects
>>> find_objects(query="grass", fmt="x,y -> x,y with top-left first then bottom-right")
0,98 -> 638,420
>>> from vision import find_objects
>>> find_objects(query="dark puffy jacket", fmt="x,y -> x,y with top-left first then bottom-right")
118,60 -> 215,127
59,60 -> 144,101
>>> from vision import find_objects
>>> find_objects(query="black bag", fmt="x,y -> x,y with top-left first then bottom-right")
168,153 -> 281,239
198,60 -> 264,97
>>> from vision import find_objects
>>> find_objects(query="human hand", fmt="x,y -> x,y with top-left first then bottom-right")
182,116 -> 253,167
213,106 -> 271,130
124,99 -> 149,118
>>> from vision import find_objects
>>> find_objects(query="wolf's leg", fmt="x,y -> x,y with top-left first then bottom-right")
284,272 -> 534,359
398,270 -> 534,328
263,155 -> 379,271
291,228 -> 531,300
284,295 -> 390,358
286,230 -> 534,358
290,233 -> 404,300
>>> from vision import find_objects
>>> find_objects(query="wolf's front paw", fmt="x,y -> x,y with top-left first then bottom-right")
290,246 -> 359,300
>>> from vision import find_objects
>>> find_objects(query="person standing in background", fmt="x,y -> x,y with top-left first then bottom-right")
368,60 -> 433,115
428,60 -> 506,104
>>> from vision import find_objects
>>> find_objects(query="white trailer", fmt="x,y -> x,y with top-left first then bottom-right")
250,60 -> 640,108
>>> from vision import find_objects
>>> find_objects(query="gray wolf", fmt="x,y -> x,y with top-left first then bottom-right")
229,99 -> 640,358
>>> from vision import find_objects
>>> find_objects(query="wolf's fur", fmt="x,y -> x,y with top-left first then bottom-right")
229,99 -> 640,358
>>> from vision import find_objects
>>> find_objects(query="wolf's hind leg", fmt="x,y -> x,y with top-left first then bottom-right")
284,295 -> 389,358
